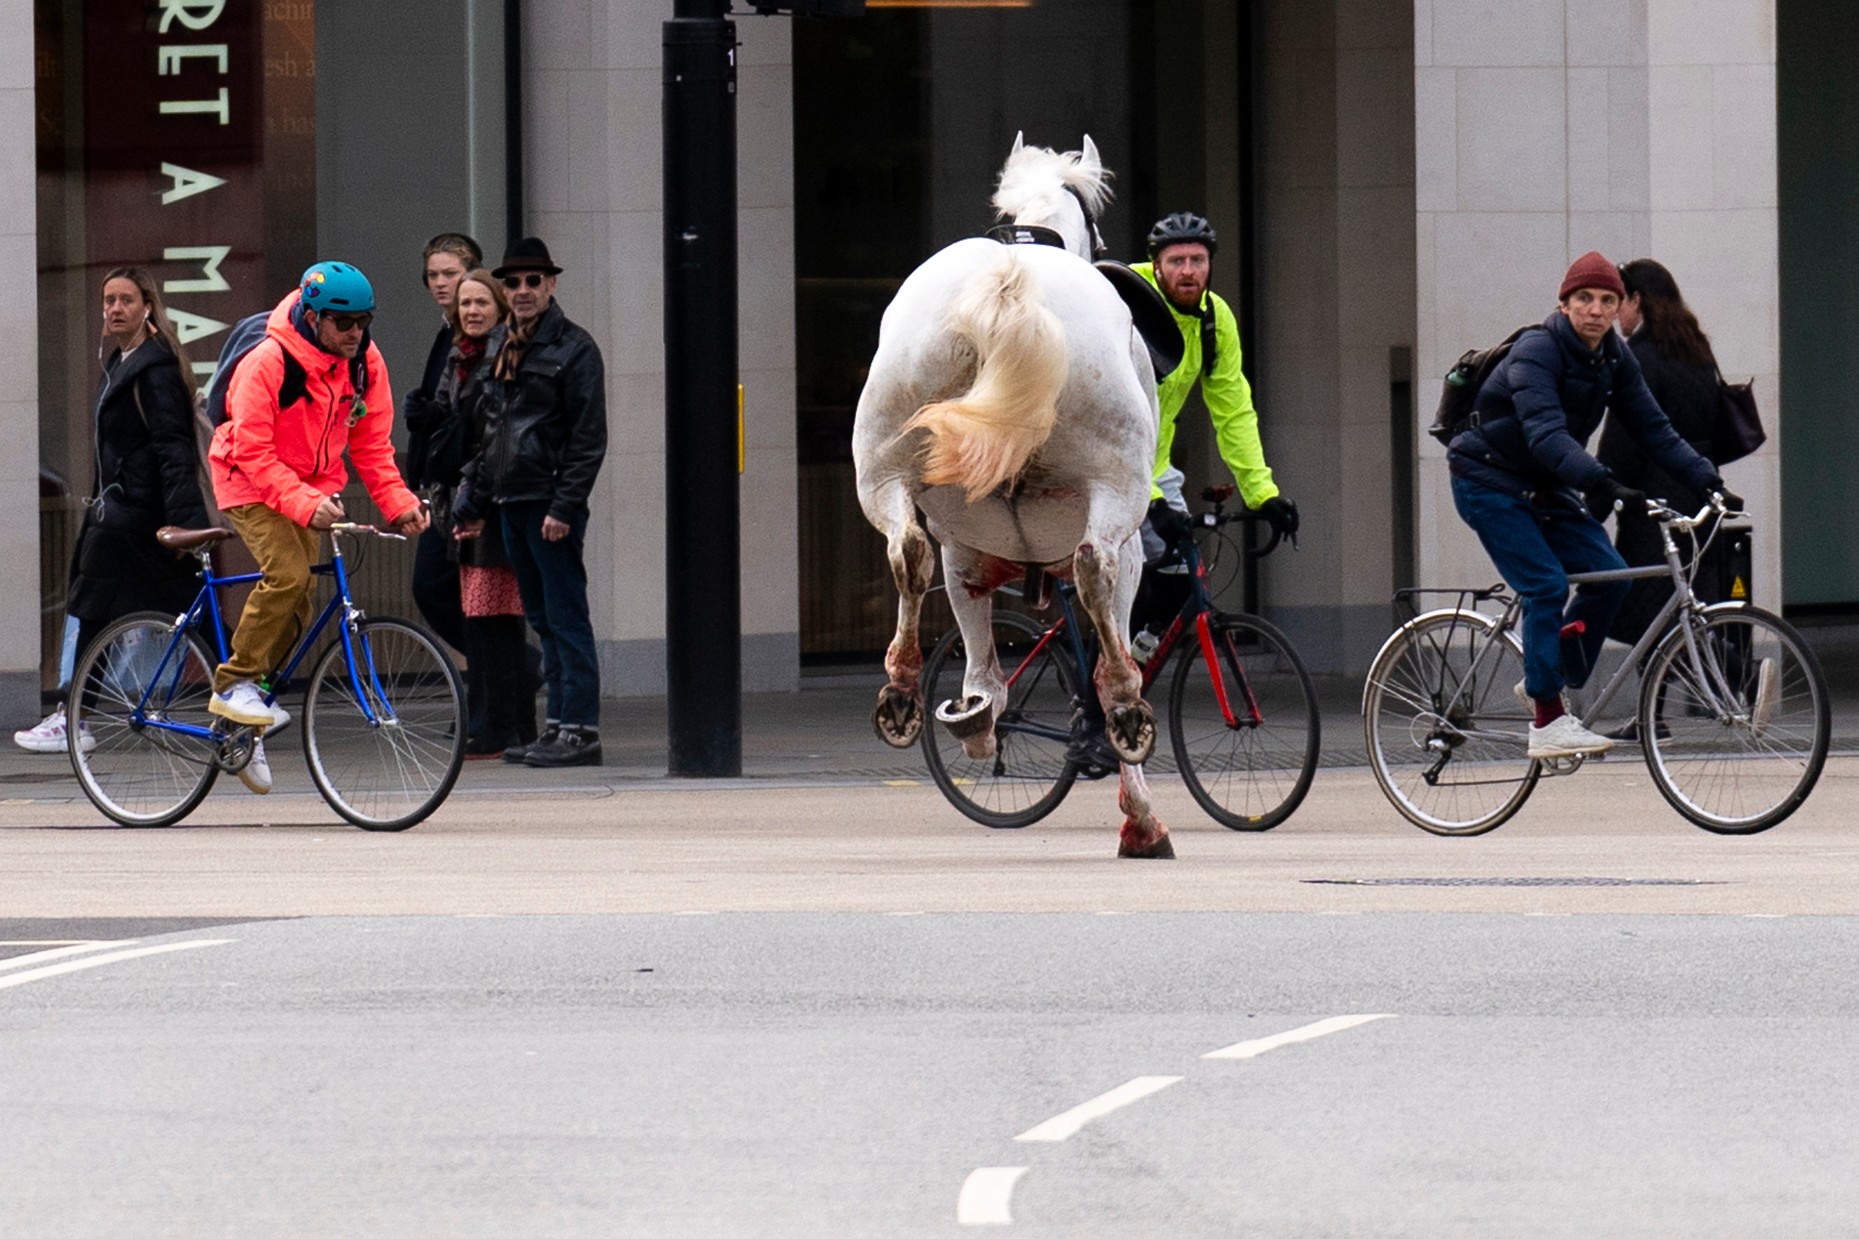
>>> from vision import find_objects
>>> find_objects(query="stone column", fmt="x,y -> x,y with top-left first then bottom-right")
532,1 -> 799,696
1,0 -> 39,722
1253,0 -> 1417,673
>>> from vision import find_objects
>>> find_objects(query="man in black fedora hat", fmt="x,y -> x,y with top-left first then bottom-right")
454,235 -> 609,767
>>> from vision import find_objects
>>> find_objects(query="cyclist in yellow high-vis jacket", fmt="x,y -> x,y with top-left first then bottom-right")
1131,212 -> 1298,551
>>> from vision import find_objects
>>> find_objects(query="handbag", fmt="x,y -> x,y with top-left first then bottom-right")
1711,364 -> 1766,465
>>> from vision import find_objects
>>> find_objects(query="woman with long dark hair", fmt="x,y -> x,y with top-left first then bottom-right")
1595,259 -> 1735,661
14,267 -> 213,756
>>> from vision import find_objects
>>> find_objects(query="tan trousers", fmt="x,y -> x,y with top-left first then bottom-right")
214,503 -> 320,693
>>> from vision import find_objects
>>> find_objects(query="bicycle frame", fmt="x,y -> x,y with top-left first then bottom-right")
1414,502 -> 1755,751
120,531 -> 396,745
1003,528 -> 1262,735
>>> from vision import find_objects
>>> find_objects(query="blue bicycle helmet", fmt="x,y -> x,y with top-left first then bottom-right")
300,261 -> 376,314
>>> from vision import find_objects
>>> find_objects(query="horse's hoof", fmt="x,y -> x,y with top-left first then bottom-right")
935,693 -> 994,740
872,686 -> 923,749
1117,829 -> 1175,860
1105,701 -> 1157,765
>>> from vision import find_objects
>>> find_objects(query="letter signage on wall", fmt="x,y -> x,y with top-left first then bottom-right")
83,0 -> 265,379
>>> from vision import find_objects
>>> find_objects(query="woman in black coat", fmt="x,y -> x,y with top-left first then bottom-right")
443,270 -> 539,757
1596,259 -> 1732,645
15,267 -> 211,753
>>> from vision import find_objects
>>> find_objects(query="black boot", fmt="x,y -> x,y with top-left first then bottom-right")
504,721 -> 559,764
523,725 -> 602,768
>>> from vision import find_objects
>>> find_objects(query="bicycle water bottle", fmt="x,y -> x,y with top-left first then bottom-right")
1130,630 -> 1160,665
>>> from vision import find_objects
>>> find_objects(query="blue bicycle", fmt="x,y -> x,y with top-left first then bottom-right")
67,523 -> 466,830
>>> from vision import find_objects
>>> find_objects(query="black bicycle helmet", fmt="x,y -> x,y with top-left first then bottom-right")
1146,211 -> 1218,259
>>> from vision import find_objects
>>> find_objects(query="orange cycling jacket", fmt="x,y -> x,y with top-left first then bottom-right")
208,290 -> 419,529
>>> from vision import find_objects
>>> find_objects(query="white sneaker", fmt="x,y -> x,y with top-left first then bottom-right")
13,706 -> 94,755
1528,714 -> 1615,759
209,679 -> 276,728
263,698 -> 292,734
237,737 -> 272,795
1751,657 -> 1779,734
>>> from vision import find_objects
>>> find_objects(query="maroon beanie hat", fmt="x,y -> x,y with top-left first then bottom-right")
1558,250 -> 1626,301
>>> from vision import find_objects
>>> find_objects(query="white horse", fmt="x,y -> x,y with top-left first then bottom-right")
852,134 -> 1172,859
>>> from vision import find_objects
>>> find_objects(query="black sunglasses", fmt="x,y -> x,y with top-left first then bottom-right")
503,273 -> 547,290
324,312 -> 373,332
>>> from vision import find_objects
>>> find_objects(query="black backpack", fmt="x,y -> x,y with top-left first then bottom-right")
1428,324 -> 1541,445
201,311 -> 367,427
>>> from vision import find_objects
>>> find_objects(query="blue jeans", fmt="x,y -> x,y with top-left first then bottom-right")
1451,475 -> 1629,701
500,500 -> 600,728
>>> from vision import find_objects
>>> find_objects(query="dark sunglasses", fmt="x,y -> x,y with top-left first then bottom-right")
503,273 -> 547,290
324,312 -> 374,332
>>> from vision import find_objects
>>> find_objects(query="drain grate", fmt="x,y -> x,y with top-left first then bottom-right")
1304,876 -> 1723,887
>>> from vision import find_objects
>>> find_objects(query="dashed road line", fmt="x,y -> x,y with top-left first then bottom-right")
957,1166 -> 1027,1226
1202,1013 -> 1395,1060
1013,1075 -> 1183,1143
0,939 -> 233,992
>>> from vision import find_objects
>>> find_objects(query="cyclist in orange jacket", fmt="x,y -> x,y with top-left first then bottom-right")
205,261 -> 429,792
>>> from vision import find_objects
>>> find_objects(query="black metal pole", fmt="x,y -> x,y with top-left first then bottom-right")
505,0 -> 524,246
663,0 -> 742,776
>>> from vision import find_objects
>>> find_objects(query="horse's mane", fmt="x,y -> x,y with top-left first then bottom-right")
991,143 -> 1113,221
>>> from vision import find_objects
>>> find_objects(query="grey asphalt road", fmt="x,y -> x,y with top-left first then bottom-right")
2,912 -> 1854,1238
4,675 -> 1858,1236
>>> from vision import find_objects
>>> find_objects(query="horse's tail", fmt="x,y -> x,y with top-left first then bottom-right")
904,250 -> 1066,501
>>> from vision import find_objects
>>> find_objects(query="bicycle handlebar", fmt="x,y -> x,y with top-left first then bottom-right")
329,522 -> 408,542
1642,493 -> 1746,532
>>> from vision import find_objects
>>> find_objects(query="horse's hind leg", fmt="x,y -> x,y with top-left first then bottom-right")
868,482 -> 935,748
1072,530 -> 1157,766
1116,762 -> 1173,859
934,544 -> 1021,760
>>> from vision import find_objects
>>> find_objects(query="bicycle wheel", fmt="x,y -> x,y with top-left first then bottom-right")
1363,608 -> 1539,836
68,611 -> 221,827
921,609 -> 1080,828
303,617 -> 465,831
1167,612 -> 1319,830
1640,605 -> 1829,834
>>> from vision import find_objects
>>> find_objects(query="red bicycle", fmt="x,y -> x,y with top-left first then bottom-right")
921,487 -> 1320,829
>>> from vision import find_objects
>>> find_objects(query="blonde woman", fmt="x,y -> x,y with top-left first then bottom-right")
16,268 -> 215,756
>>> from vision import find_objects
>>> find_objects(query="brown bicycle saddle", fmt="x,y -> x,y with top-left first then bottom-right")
155,525 -> 237,551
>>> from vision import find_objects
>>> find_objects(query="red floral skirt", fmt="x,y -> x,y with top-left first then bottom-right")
460,564 -> 525,618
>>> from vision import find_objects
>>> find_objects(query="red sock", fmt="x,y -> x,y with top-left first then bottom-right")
1534,697 -> 1565,728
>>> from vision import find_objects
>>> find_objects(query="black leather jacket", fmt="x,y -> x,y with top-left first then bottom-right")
456,300 -> 606,523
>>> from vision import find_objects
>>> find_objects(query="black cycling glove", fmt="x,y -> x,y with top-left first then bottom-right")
1257,495 -> 1300,539
1146,498 -> 1193,545
1597,478 -> 1648,515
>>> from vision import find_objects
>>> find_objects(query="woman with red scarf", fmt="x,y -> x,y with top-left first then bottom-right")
436,269 -> 538,757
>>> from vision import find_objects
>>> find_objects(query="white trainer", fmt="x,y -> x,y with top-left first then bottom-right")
237,737 -> 272,795
13,705 -> 95,755
1527,713 -> 1615,759
1751,657 -> 1779,735
209,679 -> 276,728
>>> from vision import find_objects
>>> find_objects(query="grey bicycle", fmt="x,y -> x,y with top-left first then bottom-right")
1362,497 -> 1828,836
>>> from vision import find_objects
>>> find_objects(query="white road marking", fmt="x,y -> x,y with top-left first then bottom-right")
958,1166 -> 1028,1226
1203,1013 -> 1395,1060
0,940 -> 133,973
1014,1075 -> 1183,1143
0,939 -> 233,992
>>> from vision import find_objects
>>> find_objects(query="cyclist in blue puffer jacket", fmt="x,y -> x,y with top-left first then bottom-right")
1448,251 -> 1740,760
